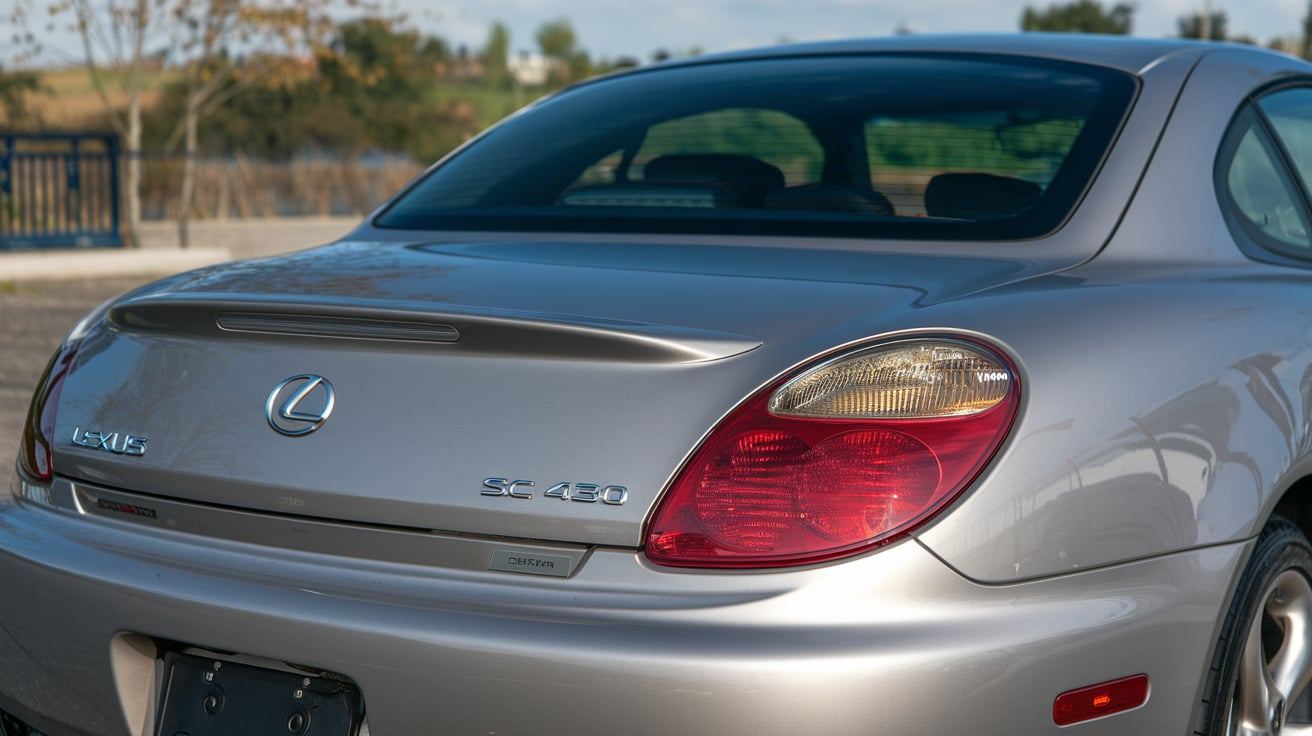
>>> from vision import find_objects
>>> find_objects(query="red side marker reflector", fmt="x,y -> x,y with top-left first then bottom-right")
1053,674 -> 1149,726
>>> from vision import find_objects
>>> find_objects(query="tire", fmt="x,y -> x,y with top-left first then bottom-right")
1196,516 -> 1312,735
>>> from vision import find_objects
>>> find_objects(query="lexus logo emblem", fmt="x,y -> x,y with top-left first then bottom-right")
266,375 -> 336,437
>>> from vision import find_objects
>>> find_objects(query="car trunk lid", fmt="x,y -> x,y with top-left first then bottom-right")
51,238 -> 1044,547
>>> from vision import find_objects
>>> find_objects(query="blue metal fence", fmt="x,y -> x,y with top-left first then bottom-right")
0,133 -> 122,250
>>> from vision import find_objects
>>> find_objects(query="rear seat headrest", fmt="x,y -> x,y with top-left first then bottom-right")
924,173 -> 1041,221
644,154 -> 786,202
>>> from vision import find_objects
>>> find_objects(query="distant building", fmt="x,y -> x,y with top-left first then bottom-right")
507,51 -> 562,86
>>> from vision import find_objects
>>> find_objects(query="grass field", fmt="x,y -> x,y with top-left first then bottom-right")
26,65 -> 178,129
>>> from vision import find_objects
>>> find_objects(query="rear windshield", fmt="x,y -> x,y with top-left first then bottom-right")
375,53 -> 1137,240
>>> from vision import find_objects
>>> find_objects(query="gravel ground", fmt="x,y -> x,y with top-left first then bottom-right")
0,276 -> 156,473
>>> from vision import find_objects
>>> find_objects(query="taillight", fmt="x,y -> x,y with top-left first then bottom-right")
17,341 -> 79,481
645,337 -> 1019,568
15,294 -> 114,484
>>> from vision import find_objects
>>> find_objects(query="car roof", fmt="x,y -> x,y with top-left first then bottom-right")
647,33 -> 1266,76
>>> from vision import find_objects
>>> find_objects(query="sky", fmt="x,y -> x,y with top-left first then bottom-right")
404,0 -> 1309,61
3,0 -> 1309,67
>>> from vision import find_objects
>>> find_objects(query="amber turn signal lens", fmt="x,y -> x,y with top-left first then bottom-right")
768,340 -> 1011,419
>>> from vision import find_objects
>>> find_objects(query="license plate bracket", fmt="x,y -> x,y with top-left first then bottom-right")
154,651 -> 363,736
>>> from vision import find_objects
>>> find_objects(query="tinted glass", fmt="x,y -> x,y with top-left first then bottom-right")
1259,89 -> 1312,201
1220,104 -> 1312,256
376,54 -> 1137,241
635,109 -> 824,186
867,113 -> 1084,218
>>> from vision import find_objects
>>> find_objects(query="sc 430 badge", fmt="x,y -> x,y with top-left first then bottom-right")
482,478 -> 628,505
71,427 -> 148,457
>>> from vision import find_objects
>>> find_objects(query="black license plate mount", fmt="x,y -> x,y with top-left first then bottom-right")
154,651 -> 362,736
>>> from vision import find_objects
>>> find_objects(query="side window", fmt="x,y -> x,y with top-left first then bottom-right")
1259,90 -> 1312,198
1219,102 -> 1312,256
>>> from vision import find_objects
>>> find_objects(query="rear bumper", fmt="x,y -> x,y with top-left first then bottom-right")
0,483 -> 1243,736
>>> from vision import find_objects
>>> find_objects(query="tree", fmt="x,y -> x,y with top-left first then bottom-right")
143,19 -> 475,163
535,19 -> 576,59
0,67 -> 41,128
169,0 -> 247,248
12,0 -> 346,248
316,18 -> 460,159
1302,2 -> 1312,60
35,0 -> 169,248
482,22 -> 510,88
535,18 -> 588,85
167,1 -> 344,247
1020,0 -> 1133,34
146,62 -> 361,159
1178,11 -> 1227,40
225,18 -> 466,162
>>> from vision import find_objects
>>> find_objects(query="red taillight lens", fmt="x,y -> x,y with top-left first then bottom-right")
646,338 -> 1019,568
694,430 -> 808,552
800,429 -> 940,541
17,342 -> 79,481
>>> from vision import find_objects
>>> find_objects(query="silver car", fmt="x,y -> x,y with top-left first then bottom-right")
6,33 -> 1312,736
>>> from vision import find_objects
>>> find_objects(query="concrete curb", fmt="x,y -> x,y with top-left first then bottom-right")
0,247 -> 232,282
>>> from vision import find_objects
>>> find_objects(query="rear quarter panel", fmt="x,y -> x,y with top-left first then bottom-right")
919,47 -> 1312,582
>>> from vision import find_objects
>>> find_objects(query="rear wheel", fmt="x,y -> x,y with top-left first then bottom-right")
1198,517 -> 1312,735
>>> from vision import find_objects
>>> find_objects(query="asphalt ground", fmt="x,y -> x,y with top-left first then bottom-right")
0,276 -> 156,475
